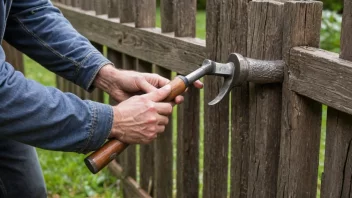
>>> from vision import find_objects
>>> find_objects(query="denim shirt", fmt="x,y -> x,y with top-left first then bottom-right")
0,0 -> 114,153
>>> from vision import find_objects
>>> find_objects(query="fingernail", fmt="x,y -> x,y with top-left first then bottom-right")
163,85 -> 171,91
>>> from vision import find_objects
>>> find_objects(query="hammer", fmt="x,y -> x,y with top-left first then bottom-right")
84,53 -> 284,174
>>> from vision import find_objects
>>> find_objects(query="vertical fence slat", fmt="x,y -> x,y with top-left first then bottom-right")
95,0 -> 108,15
246,2 -> 283,197
134,1 -> 156,195
277,2 -> 323,197
160,0 -> 174,33
230,0 -> 250,197
321,1 -> 352,197
203,0 -> 230,197
120,54 -> 137,197
119,0 -> 135,23
153,1 -> 174,197
136,0 -> 156,28
108,0 -> 119,18
173,1 -> 199,198
153,66 -> 173,198
90,41 -> 105,103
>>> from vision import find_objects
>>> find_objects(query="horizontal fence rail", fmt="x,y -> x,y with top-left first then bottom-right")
4,0 -> 352,197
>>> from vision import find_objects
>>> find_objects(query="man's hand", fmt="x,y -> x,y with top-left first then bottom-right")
94,64 -> 203,103
109,85 -> 173,144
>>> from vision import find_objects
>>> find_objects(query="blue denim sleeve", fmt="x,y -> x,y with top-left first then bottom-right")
4,0 -> 112,91
0,47 -> 112,153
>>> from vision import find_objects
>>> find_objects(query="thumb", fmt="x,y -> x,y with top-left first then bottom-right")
143,85 -> 171,102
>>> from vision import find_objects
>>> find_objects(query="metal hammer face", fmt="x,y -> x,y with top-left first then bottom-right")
183,53 -> 285,105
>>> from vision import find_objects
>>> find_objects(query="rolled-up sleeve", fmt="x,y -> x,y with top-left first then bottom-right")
0,54 -> 112,153
4,0 -> 112,91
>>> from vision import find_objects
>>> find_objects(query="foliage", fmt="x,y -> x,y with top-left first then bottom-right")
321,0 -> 343,12
320,10 -> 342,52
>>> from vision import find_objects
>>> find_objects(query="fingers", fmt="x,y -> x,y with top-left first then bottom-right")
154,102 -> 173,115
138,78 -> 158,93
143,85 -> 171,102
193,80 -> 204,89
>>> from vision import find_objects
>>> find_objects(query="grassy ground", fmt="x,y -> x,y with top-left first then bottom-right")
23,8 -> 333,198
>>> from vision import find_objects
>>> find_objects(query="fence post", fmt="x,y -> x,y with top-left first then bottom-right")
246,1 -> 284,197
203,0 -> 231,197
277,1 -> 323,197
229,0 -> 251,197
321,1 -> 352,197
173,1 -> 200,198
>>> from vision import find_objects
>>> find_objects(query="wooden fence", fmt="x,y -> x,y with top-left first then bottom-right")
3,0 -> 352,197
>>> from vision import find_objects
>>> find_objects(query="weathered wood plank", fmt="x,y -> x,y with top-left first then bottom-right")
107,0 -> 119,18
53,3 -> 206,75
229,0 -> 251,197
277,2 -> 323,197
135,0 -> 156,28
90,41 -> 105,103
321,109 -> 352,198
137,59 -> 154,195
160,0 -> 174,33
173,1 -> 199,198
203,0 -> 231,197
289,47 -> 352,115
175,0 -> 196,37
95,0 -> 108,15
108,161 -> 151,198
153,66 -> 173,198
321,1 -> 352,197
153,1 -> 174,197
341,0 -> 352,61
119,0 -> 135,23
246,1 -> 283,197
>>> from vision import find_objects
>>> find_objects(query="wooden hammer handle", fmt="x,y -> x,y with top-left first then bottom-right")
84,77 -> 187,174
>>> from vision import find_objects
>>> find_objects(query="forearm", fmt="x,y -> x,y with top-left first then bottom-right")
5,0 -> 112,91
0,59 -> 112,153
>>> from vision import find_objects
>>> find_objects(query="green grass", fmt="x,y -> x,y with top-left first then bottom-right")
22,8 -> 338,198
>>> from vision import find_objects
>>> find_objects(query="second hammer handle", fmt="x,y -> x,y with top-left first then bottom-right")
84,76 -> 188,174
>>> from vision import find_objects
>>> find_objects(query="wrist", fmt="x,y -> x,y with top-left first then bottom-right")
93,64 -> 118,93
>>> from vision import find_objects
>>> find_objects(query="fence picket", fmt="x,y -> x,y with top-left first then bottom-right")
153,1 -> 174,197
246,2 -> 283,197
321,1 -> 352,197
95,0 -> 108,15
90,42 -> 105,103
108,0 -> 119,18
230,0 -> 250,197
119,0 -> 135,23
172,1 -> 200,198
277,2 -> 323,197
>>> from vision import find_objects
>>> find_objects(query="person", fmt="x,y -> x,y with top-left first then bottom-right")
0,1 -> 203,197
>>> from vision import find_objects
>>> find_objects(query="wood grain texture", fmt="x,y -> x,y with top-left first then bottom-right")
54,3 -> 205,75
288,47 -> 352,115
135,0 -> 156,28
119,0 -> 135,23
153,2 -> 174,197
321,109 -> 352,198
277,2 -> 323,197
229,0 -> 251,197
90,41 -> 105,103
108,161 -> 151,198
174,1 -> 199,198
321,2 -> 352,196
153,66 -> 173,198
341,0 -> 352,60
246,1 -> 283,197
136,59 -> 155,195
203,0 -> 231,197
107,0 -> 119,18
120,54 -> 137,197
95,0 -> 108,15
175,0 -> 196,37
160,0 -> 174,33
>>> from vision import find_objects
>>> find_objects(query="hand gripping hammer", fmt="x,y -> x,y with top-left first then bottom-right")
84,53 -> 284,174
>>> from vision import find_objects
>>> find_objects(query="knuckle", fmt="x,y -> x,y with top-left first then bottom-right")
147,116 -> 157,124
147,103 -> 156,111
